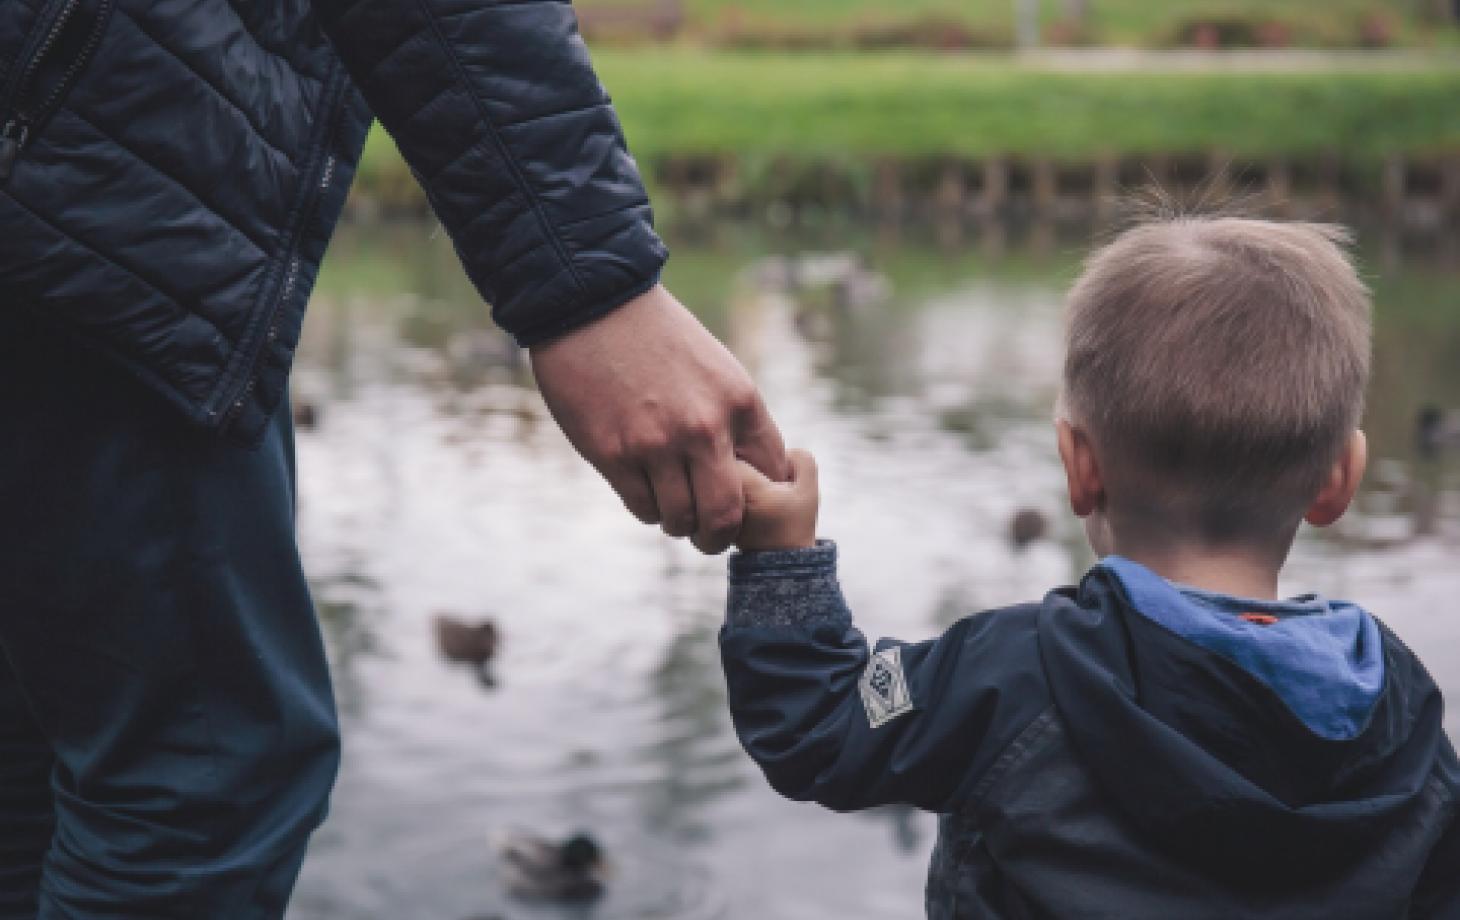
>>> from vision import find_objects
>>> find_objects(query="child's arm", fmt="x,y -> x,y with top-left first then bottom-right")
721,453 -> 1049,814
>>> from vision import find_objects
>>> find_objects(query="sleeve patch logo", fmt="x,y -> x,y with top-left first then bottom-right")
859,646 -> 914,729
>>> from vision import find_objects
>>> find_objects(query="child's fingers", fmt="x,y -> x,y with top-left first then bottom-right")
734,448 -> 818,551
736,458 -> 778,496
786,449 -> 818,491
741,449 -> 816,510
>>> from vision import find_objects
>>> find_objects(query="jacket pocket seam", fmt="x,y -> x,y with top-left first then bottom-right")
966,706 -> 1059,809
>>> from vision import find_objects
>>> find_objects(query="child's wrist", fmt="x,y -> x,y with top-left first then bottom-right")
736,532 -> 817,552
734,515 -> 818,552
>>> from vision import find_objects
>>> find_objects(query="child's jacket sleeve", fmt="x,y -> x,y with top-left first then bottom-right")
720,541 -> 1051,814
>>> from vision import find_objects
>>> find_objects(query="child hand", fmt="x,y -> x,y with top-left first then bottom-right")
735,449 -> 819,552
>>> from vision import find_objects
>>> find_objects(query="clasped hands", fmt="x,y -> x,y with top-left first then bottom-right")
530,284 -> 818,555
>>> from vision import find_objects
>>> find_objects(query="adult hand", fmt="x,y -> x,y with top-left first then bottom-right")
530,285 -> 788,554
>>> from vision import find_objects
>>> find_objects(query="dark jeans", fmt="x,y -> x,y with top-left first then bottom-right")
0,312 -> 338,918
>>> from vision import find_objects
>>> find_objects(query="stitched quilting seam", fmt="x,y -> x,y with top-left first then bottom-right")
59,108 -> 275,256
112,6 -> 301,169
363,19 -> 430,77
404,83 -> 475,185
2,178 -> 238,349
409,0 -> 589,297
494,99 -> 605,133
220,0 -> 304,69
472,234 -> 549,279
436,183 -> 533,245
553,198 -> 652,233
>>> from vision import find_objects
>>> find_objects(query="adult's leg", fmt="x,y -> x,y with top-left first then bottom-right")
0,311 -> 339,919
0,650 -> 56,918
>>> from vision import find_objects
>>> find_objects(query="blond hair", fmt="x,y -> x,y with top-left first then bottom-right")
1062,215 -> 1371,541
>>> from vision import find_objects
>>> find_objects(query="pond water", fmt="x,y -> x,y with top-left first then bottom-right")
286,219 -> 1460,920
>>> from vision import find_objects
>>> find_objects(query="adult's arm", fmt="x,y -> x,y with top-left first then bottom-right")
312,0 -> 664,343
311,0 -> 787,551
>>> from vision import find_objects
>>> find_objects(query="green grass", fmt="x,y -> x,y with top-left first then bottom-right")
577,0 -> 1460,48
602,53 -> 1460,158
357,52 -> 1460,195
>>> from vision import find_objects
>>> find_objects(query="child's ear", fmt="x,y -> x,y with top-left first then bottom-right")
1056,420 -> 1104,519
1305,430 -> 1368,528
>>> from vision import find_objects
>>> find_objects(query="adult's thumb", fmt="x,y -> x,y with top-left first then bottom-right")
734,392 -> 790,483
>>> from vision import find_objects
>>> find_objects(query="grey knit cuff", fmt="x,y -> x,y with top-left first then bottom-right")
726,540 -> 852,629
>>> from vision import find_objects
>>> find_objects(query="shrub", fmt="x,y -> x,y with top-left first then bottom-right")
848,16 -> 1006,52
1358,11 -> 1397,48
1172,16 -> 1295,49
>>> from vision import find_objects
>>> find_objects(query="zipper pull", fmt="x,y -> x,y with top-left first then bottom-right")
0,120 -> 31,183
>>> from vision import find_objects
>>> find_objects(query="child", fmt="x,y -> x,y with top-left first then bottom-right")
720,215 -> 1458,919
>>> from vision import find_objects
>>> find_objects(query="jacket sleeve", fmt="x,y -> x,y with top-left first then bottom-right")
311,0 -> 668,346
720,541 -> 1051,814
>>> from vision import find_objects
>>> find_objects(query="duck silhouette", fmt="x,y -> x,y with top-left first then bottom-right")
292,399 -> 320,430
1009,508 -> 1050,551
1417,405 -> 1460,460
500,830 -> 607,903
432,614 -> 500,687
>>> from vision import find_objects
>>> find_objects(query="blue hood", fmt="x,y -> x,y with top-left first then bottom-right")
1037,563 -> 1457,885
1100,556 -> 1385,741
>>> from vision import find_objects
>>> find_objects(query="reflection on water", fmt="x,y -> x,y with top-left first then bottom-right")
287,220 -> 1460,920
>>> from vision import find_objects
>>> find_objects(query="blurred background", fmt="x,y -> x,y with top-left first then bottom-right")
287,3 -> 1460,917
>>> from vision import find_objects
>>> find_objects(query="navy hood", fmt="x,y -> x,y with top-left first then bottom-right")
1039,563 -> 1459,888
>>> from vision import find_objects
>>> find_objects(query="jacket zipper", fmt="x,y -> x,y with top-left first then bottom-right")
213,70 -> 350,437
0,0 -> 112,183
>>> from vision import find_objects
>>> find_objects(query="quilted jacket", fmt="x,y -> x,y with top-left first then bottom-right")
722,544 -> 1460,918
0,0 -> 667,444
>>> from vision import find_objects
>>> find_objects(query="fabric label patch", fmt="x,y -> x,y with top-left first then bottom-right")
859,646 -> 914,729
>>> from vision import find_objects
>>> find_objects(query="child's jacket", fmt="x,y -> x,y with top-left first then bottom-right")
720,542 -> 1459,919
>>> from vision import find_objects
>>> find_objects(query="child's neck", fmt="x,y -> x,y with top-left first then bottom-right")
1112,541 -> 1283,600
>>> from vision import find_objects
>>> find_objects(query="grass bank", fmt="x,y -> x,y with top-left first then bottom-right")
355,53 -> 1460,202
575,0 -> 1458,50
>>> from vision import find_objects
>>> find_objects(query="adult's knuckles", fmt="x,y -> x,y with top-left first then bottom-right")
621,428 -> 673,460
676,412 -> 725,446
727,380 -> 760,414
701,502 -> 744,535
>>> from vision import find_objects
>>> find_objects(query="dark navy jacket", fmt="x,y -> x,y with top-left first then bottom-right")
0,0 -> 665,444
721,542 -> 1460,919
